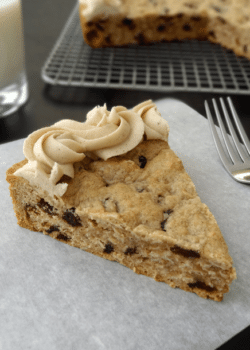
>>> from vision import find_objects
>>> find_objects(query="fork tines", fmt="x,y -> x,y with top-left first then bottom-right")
205,97 -> 250,184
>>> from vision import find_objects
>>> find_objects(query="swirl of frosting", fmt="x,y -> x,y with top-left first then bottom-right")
14,101 -> 169,197
133,100 -> 169,141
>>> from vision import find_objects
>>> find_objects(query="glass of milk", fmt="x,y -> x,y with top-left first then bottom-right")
0,0 -> 29,117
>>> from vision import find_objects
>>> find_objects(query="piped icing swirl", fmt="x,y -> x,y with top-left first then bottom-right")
14,100 -> 169,197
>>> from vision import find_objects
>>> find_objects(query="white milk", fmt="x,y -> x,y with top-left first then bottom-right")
0,0 -> 25,90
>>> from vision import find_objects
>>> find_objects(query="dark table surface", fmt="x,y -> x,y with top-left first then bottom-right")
1,0 -> 250,145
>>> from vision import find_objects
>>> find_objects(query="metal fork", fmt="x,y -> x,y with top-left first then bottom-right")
205,97 -> 250,184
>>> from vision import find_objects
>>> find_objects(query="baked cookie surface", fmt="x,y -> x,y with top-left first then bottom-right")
6,139 -> 236,301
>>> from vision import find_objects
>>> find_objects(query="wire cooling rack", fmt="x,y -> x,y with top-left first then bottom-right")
41,2 -> 250,94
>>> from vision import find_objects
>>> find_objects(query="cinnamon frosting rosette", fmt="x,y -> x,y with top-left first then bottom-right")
14,100 -> 169,196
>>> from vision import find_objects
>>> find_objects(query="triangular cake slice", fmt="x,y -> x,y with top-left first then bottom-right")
6,102 -> 236,301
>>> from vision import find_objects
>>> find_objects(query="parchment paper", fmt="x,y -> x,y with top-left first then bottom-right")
0,98 -> 249,350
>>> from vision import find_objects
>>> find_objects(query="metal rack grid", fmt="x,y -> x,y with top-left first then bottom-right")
41,2 -> 250,94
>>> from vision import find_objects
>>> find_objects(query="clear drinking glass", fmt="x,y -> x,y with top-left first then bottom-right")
0,0 -> 29,117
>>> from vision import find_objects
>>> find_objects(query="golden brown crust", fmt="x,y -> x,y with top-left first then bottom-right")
6,140 -> 236,301
79,0 -> 250,60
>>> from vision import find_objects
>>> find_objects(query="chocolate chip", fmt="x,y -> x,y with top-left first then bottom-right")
122,18 -> 136,30
191,16 -> 201,21
184,2 -> 196,8
63,207 -> 82,227
38,199 -> 57,216
218,16 -> 226,24
188,281 -> 216,292
104,243 -> 114,254
139,155 -> 147,168
99,18 -> 107,24
161,219 -> 167,231
170,245 -> 200,258
96,23 -> 105,31
57,233 -> 71,242
165,17 -> 174,22
89,219 -> 98,227
135,32 -> 147,45
244,45 -> 248,53
161,209 -> 173,231
183,23 -> 192,31
124,247 -> 137,255
157,24 -> 166,32
166,209 -> 173,215
105,35 -> 111,44
211,5 -> 221,12
87,21 -> 93,27
136,188 -> 144,193
25,204 -> 39,217
46,225 -> 60,234
177,13 -> 184,19
86,29 -> 98,43
208,30 -> 216,38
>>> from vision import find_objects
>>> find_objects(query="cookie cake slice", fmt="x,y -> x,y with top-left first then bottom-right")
79,0 -> 250,61
6,100 -> 236,301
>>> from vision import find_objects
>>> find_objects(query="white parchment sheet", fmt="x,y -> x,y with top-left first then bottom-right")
0,98 -> 249,350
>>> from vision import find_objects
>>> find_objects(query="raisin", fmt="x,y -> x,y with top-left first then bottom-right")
57,233 -> 71,242
38,199 -> 57,216
124,247 -> 137,255
63,207 -> 82,227
139,155 -> 147,168
86,30 -> 98,42
122,18 -> 136,30
170,245 -> 200,258
188,281 -> 216,292
46,225 -> 60,234
183,24 -> 192,31
104,243 -> 114,254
